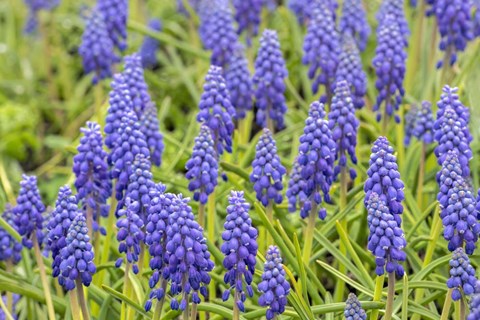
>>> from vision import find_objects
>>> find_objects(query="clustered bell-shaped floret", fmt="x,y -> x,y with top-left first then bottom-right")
286,158 -> 308,213
302,5 -> 340,102
288,0 -> 308,24
58,214 -> 96,290
250,129 -> 286,206
0,204 -> 22,264
412,101 -> 434,144
468,281 -> 480,320
258,246 -> 290,320
366,192 -> 406,276
225,44 -> 254,119
221,191 -> 258,311
339,0 -> 370,51
404,104 -> 419,146
447,248 -> 477,301
328,80 -> 359,181
376,0 -> 409,42
295,102 -> 336,220
372,15 -> 407,124
139,103 -> 164,167
122,54 -> 151,115
47,186 -> 81,278
13,175 -> 45,249
97,0 -> 128,51
232,0 -> 262,45
164,195 -> 214,310
73,122 -> 111,235
140,19 -> 162,69
253,29 -> 288,131
197,65 -> 235,155
344,293 -> 367,320
364,136 -> 405,222
335,34 -> 368,109
186,125 -> 218,204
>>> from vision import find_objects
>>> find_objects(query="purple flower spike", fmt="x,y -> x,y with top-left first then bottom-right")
197,65 -> 235,155
328,80 -> 359,181
432,0 -> 474,68
165,195 -> 214,310
97,0 -> 128,51
344,293 -> 366,320
296,102 -> 336,220
339,0 -> 370,51
288,0 -> 308,24
74,122 -> 111,235
286,158 -> 308,213
221,191 -> 258,312
250,129 -> 286,207
258,246 -> 290,320
79,9 -> 118,84
199,0 -> 238,68
412,101 -> 434,144
24,0 -> 58,33
109,111 -> 150,203
253,29 -> 288,130
58,213 -> 96,290
404,104 -> 419,146
104,74 -> 134,150
302,5 -> 340,102
376,0 -> 409,42
364,136 -> 405,222
140,103 -> 164,167
225,44 -> 254,119
372,15 -> 407,124
140,19 -> 162,69
47,186 -> 79,278
232,0 -> 262,45
186,125 -> 218,204
336,34 -> 368,109
13,175 -> 45,249
469,282 -> 480,320
366,192 -> 406,277
0,205 -> 22,264
122,54 -> 152,115
437,86 -> 471,139
447,248 -> 477,301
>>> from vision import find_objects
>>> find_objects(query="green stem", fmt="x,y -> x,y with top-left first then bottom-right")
198,203 -> 205,229
86,206 -> 94,241
94,84 -> 104,124
69,290 -> 81,320
384,272 -> 395,320
416,143 -> 426,210
121,263 -> 131,320
440,289 -> 453,320
460,298 -> 466,320
6,260 -> 13,314
76,278 -> 90,320
33,233 -> 56,320
381,112 -> 388,136
207,192 -> 216,300
190,303 -> 198,320
267,116 -> 274,134
302,204 -> 317,266
266,202 -> 274,247
233,289 -> 240,320
95,189 -> 117,284
152,280 -> 167,320
334,168 -> 348,302
182,273 -> 190,320
0,293 -> 15,320
371,275 -> 385,320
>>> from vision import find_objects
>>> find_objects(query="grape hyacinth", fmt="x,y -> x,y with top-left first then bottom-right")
79,9 -> 118,84
258,246 -> 290,320
364,136 -> 405,222
404,104 -> 419,146
225,44 -> 254,119
221,191 -> 258,312
339,0 -> 371,51
197,65 -> 235,155
436,151 -> 463,208
296,102 -> 336,220
73,122 -> 111,235
122,54 -> 151,115
469,282 -> 480,320
58,213 -> 96,290
447,247 -> 477,301
109,111 -> 150,203
199,0 -> 238,68
288,0 -> 308,24
344,293 -> 367,320
0,205 -> 22,264
286,158 -> 307,213
336,34 -> 368,109
372,15 -> 407,124
431,0 -> 474,68
437,86 -> 471,141
302,5 -> 340,102
97,0 -> 128,51
366,192 -> 407,276
13,175 -> 45,249
185,125 -> 218,204
232,0 -> 262,45
139,103 -> 164,167
47,186 -> 80,278
24,0 -> 58,34
164,195 -> 214,310
412,101 -> 434,144
250,129 -> 286,207
140,19 -> 162,69
328,80 -> 359,181
376,0 -> 409,42
253,29 -> 288,131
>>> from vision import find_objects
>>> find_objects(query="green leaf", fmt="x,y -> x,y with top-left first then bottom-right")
101,285 -> 151,318
292,233 -> 309,308
402,275 -> 408,320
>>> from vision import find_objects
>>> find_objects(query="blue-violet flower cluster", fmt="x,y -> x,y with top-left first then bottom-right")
344,293 -> 366,320
447,247 -> 477,301
339,0 -> 370,51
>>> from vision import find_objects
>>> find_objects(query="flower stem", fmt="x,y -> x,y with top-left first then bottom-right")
384,272 -> 395,320
198,203 -> 205,228
233,289 -> 240,320
334,168 -> 348,302
207,192 -> 216,300
266,202 -> 274,247
460,297 -> 466,320
6,260 -> 13,314
371,275 -> 385,320
95,190 -> 117,284
440,289 -> 453,320
152,279 -> 167,320
416,142 -> 426,210
267,115 -> 274,134
121,263 -> 131,320
76,278 -> 90,320
33,233 -> 56,320
0,293 -> 15,320
94,84 -> 104,124
302,203 -> 317,266
190,303 -> 198,320
86,205 -> 94,241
